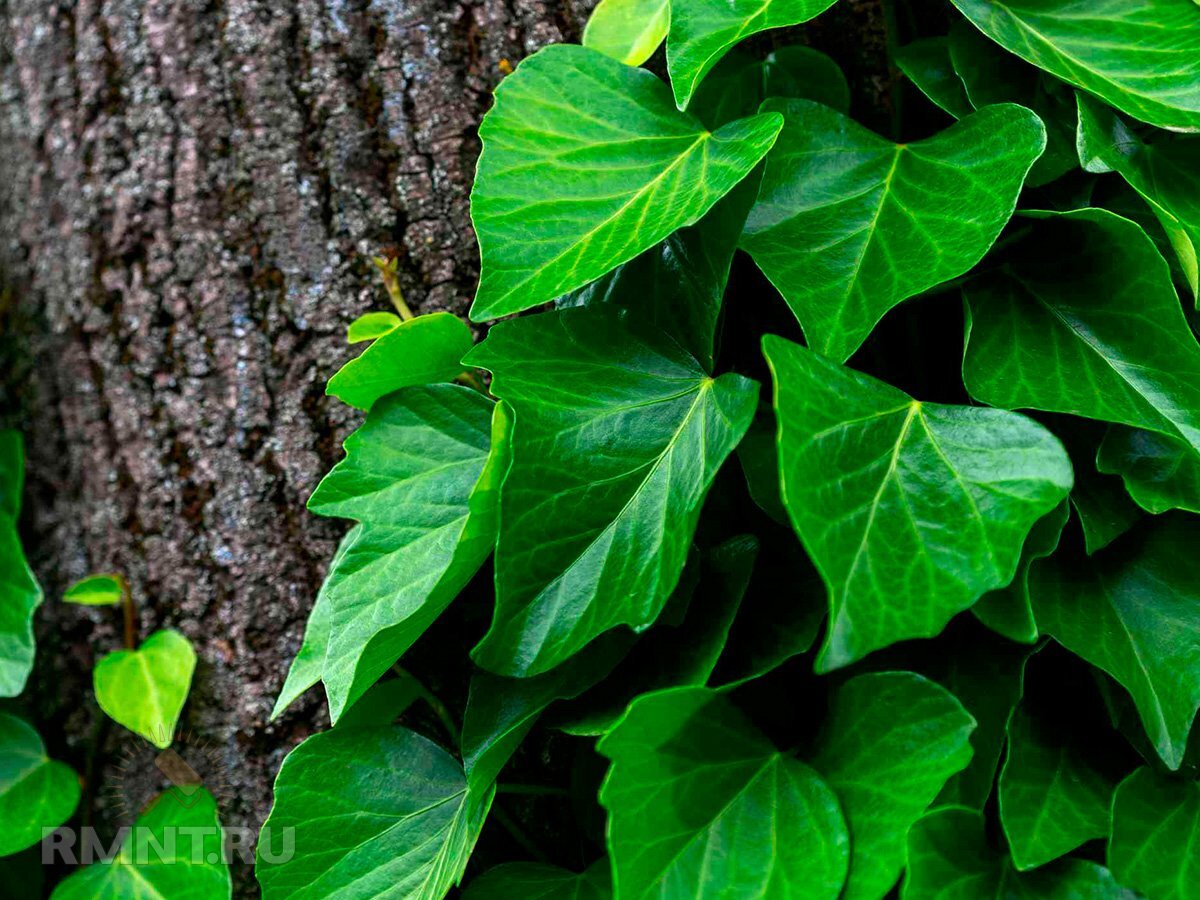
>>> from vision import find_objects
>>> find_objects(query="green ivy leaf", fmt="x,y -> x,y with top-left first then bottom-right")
556,168 -> 761,371
1030,515 -> 1200,769
1077,94 -> 1200,299
742,100 -> 1044,361
326,312 -> 474,412
811,672 -> 976,900
94,629 -> 196,749
554,535 -> 757,735
964,209 -> 1200,458
51,788 -> 229,900
691,46 -> 851,129
582,0 -> 670,67
1109,768 -> 1200,900
972,502 -> 1069,644
904,807 -> 1133,899
949,0 -> 1200,131
894,38 -> 974,119
63,573 -> 125,606
0,514 -> 40,699
467,309 -> 758,677
294,386 -> 505,723
0,713 -> 79,857
463,862 -> 611,900
1070,440 -> 1144,556
764,336 -> 1072,671
1098,427 -> 1200,515
598,686 -> 850,899
256,727 -> 491,900
666,0 -> 841,109
346,310 -> 401,344
470,44 -> 781,321
998,705 -> 1116,870
333,674 -> 421,730
947,21 -> 1077,187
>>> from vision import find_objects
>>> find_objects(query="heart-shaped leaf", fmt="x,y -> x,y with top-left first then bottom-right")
277,385 -> 505,723
326,312 -> 474,411
582,0 -> 669,67
598,685 -> 850,900
949,0 -> 1200,131
51,788 -> 229,900
811,672 -> 976,900
467,309 -> 758,677
964,209 -> 1200,457
256,726 -> 491,900
1108,768 -> 1200,900
743,100 -> 1044,361
0,713 -> 79,857
1077,93 -> 1200,299
666,0 -> 841,109
463,862 -> 611,900
1030,515 -> 1200,769
470,44 -> 781,321
764,336 -> 1072,671
904,807 -> 1132,899
94,629 -> 196,749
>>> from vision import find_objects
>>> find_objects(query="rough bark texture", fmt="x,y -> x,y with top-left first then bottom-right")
0,0 -> 886,893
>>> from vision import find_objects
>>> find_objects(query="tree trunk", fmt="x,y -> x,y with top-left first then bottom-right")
0,0 -> 886,893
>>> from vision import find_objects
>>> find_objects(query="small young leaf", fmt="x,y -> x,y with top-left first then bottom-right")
810,672 -> 976,900
1098,427 -> 1200,515
972,502 -> 1069,644
467,309 -> 758,677
666,0 -> 841,109
949,0 -> 1200,131
894,38 -> 974,119
345,310 -> 401,344
742,100 -> 1044,362
470,44 -> 781,320
63,573 -> 125,606
998,705 -> 1116,870
764,336 -> 1072,671
51,788 -> 230,900
94,629 -> 196,749
256,727 -> 490,900
304,386 -> 504,723
1077,93 -> 1200,299
964,209 -> 1200,459
904,807 -> 1132,899
462,862 -> 611,900
0,713 -> 80,857
1030,515 -> 1200,769
326,312 -> 474,411
582,0 -> 670,67
598,686 -> 850,900
1108,768 -> 1200,900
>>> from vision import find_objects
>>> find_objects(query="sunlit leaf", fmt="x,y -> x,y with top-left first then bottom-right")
63,573 -> 124,606
582,0 -> 670,67
94,629 -> 196,749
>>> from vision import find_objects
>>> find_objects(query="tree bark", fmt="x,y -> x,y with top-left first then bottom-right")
0,0 -> 886,893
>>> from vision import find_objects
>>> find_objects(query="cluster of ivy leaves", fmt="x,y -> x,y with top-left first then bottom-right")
261,0 -> 1200,898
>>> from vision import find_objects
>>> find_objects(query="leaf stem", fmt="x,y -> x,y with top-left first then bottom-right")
121,580 -> 137,650
392,665 -> 458,740
372,255 -> 415,321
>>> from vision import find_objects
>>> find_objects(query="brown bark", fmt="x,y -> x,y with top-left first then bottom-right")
0,0 -> 886,893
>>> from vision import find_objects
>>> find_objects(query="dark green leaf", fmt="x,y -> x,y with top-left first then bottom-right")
470,44 -> 781,320
764,336 -> 1072,671
1071,446 -> 1145,556
598,686 -> 850,899
0,713 -> 79,857
1098,426 -> 1200,515
811,672 -> 976,900
467,309 -> 758,677
894,38 -> 974,119
256,727 -> 491,900
326,312 -> 474,411
1109,767 -> 1200,900
743,100 -> 1044,361
972,502 -> 1069,644
904,807 -> 1134,899
998,705 -> 1116,870
463,862 -> 611,900
333,675 -> 421,730
51,788 -> 229,900
949,0 -> 1200,131
1030,515 -> 1200,769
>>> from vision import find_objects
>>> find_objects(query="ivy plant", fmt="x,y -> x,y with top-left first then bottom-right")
265,1 -> 1200,898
